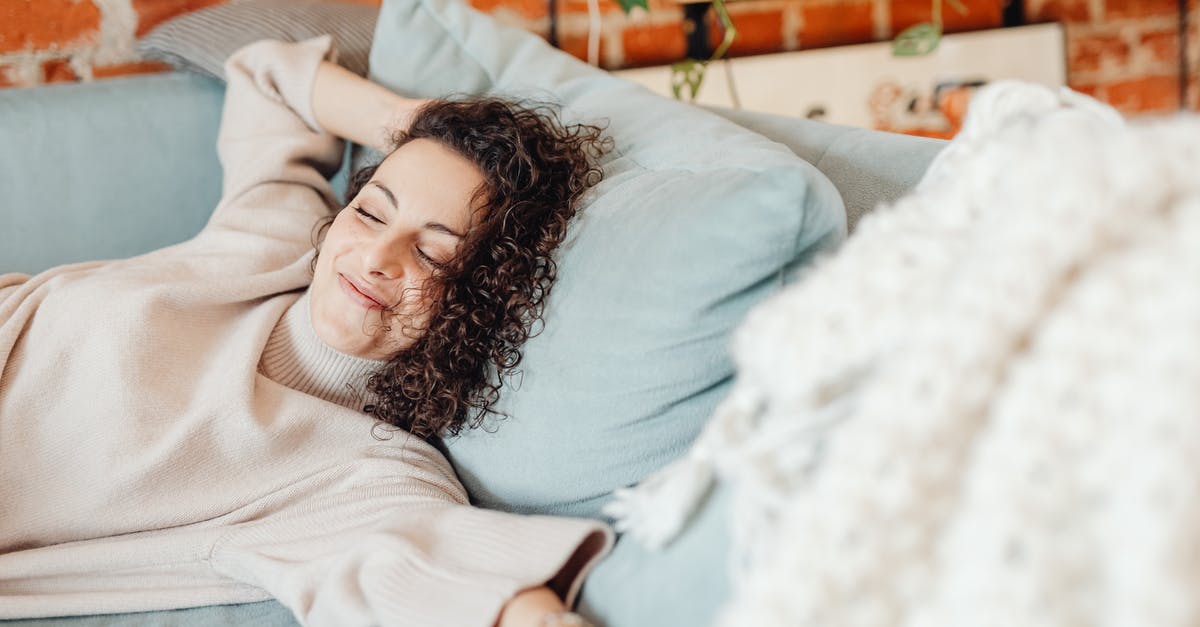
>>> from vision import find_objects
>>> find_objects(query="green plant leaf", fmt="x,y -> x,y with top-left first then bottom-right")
892,22 -> 942,57
710,0 -> 737,62
670,59 -> 707,102
614,0 -> 648,14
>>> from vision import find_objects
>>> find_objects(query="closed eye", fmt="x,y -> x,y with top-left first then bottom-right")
414,247 -> 443,269
356,205 -> 444,269
355,206 -> 383,224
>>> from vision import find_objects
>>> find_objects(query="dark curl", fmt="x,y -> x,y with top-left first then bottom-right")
327,97 -> 609,441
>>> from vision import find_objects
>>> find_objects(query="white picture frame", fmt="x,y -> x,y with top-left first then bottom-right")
615,22 -> 1067,137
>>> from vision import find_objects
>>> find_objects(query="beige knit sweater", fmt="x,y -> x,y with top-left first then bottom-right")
0,36 -> 612,626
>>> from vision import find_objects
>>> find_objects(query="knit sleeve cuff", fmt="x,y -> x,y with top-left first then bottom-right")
222,35 -> 336,135
212,503 -> 614,627
547,526 -> 612,609
361,510 -> 615,625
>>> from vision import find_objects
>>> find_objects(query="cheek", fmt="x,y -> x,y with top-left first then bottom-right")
321,214 -> 360,259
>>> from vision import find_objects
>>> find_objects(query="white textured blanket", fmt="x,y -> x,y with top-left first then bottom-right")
606,82 -> 1200,627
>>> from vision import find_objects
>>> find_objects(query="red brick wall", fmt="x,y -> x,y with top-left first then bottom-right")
524,0 -> 1008,68
0,0 -> 370,87
483,0 -> 1197,115
1,0 -> 1195,115
1028,0 -> 1196,113
0,0 -> 211,87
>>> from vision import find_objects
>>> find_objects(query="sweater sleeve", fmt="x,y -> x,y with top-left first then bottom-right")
0,274 -> 27,312
202,36 -> 347,248
210,448 -> 615,627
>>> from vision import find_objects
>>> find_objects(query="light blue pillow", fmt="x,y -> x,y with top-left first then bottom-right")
368,0 -> 844,518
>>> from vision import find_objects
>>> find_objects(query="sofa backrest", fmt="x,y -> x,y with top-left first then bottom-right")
2,73 -> 223,275
0,71 -> 944,275
708,106 -> 947,232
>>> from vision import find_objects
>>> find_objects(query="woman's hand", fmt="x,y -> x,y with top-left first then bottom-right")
493,585 -> 595,627
312,60 -> 426,153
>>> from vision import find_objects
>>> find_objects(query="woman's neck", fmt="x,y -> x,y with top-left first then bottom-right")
259,290 -> 389,412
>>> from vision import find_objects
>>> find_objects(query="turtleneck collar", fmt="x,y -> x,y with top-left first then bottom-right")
260,290 -> 389,412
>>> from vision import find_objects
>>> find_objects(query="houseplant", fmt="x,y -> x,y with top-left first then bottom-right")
607,0 -> 966,102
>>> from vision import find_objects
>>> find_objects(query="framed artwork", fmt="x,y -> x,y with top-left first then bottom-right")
614,22 -> 1067,139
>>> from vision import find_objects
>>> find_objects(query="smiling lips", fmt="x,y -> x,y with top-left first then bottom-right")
338,273 -> 389,310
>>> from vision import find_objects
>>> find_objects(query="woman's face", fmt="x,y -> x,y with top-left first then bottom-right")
311,138 -> 484,361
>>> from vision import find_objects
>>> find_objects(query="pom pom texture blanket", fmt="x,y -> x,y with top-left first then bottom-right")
608,81 -> 1200,627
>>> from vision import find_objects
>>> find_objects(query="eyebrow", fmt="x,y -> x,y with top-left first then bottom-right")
368,181 -> 465,239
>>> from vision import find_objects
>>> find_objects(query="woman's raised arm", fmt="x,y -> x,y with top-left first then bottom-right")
312,60 -> 426,153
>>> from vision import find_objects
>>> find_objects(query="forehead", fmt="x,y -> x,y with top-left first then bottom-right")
368,138 -> 485,231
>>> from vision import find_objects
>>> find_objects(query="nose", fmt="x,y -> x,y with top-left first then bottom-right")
360,235 -> 405,281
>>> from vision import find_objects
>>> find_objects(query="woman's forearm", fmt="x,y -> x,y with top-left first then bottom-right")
311,60 -> 425,152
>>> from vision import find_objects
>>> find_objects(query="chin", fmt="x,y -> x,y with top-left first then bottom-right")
309,289 -> 370,358
309,276 -> 424,361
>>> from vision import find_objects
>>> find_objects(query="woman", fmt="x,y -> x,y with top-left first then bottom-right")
0,36 -> 610,627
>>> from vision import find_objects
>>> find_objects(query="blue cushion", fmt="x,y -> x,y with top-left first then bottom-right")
576,482 -> 734,627
368,6 -> 842,626
709,106 -> 946,235
370,0 -> 844,518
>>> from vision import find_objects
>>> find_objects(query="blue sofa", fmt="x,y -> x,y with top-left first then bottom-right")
0,70 -> 944,626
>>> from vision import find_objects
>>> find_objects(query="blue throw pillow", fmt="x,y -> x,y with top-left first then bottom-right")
368,0 -> 845,519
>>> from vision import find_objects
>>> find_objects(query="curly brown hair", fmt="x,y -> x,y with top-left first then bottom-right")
315,97 -> 609,441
